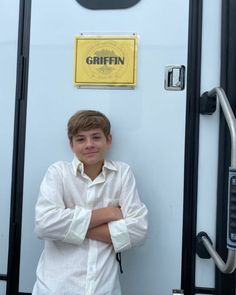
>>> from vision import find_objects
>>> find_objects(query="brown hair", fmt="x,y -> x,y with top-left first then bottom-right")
67,110 -> 111,142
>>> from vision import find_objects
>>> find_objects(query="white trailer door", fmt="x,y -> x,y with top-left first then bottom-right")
19,1 -> 189,294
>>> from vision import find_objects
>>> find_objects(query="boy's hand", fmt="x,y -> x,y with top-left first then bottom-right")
89,206 -> 123,229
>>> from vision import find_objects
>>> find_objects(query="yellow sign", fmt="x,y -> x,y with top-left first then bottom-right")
74,35 -> 138,87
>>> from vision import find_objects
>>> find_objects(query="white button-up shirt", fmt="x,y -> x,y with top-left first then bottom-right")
32,157 -> 148,295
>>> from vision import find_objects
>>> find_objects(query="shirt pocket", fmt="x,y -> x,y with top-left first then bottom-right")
101,176 -> 122,207
103,188 -> 121,207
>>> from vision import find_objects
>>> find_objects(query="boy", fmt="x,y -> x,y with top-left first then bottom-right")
32,110 -> 148,295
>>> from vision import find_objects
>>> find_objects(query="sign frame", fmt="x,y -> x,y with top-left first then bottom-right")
74,34 -> 138,88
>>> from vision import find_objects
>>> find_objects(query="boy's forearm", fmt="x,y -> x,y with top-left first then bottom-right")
89,207 -> 123,229
86,224 -> 112,244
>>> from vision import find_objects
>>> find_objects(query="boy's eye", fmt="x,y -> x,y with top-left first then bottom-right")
93,136 -> 101,140
76,138 -> 84,142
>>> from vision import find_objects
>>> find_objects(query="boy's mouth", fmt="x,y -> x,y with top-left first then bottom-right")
84,151 -> 98,156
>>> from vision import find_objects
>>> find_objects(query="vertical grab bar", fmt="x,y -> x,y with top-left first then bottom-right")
200,87 -> 236,273
208,87 -> 236,166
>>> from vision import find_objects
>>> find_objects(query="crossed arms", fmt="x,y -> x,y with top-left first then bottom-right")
86,207 -> 123,244
35,163 -> 148,252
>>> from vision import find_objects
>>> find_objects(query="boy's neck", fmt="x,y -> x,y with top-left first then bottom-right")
84,161 -> 104,181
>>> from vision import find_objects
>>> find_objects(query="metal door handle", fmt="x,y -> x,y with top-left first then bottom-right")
164,65 -> 185,90
197,87 -> 236,273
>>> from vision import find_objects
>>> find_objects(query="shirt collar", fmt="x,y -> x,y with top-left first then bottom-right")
102,160 -> 118,172
72,155 -> 117,176
72,156 -> 84,176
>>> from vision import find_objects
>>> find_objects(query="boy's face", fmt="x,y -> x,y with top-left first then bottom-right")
70,128 -> 112,167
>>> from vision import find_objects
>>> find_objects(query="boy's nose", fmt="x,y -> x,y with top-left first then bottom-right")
85,138 -> 94,147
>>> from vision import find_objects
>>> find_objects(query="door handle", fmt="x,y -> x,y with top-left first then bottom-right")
197,87 -> 236,273
164,65 -> 185,90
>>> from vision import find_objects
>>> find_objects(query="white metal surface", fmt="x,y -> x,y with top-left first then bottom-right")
19,0 -> 189,294
0,0 -> 19,276
0,281 -> 6,295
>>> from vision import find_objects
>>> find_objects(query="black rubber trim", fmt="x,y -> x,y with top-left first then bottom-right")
195,287 -> 216,294
0,274 -> 7,281
181,1 -> 203,294
6,1 -> 31,294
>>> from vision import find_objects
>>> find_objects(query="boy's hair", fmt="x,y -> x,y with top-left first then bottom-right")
67,110 -> 111,142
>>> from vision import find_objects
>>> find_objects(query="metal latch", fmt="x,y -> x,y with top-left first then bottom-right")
165,65 -> 185,90
172,289 -> 184,295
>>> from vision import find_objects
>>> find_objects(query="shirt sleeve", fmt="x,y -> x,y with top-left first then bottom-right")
35,164 -> 92,245
108,165 -> 148,253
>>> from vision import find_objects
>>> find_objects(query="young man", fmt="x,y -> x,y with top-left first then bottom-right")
32,110 -> 148,295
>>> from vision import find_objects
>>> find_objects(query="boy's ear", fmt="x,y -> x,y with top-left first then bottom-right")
69,140 -> 74,150
107,134 -> 112,145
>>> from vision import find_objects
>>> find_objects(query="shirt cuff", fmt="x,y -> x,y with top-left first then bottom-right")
108,219 -> 131,253
63,206 -> 92,245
